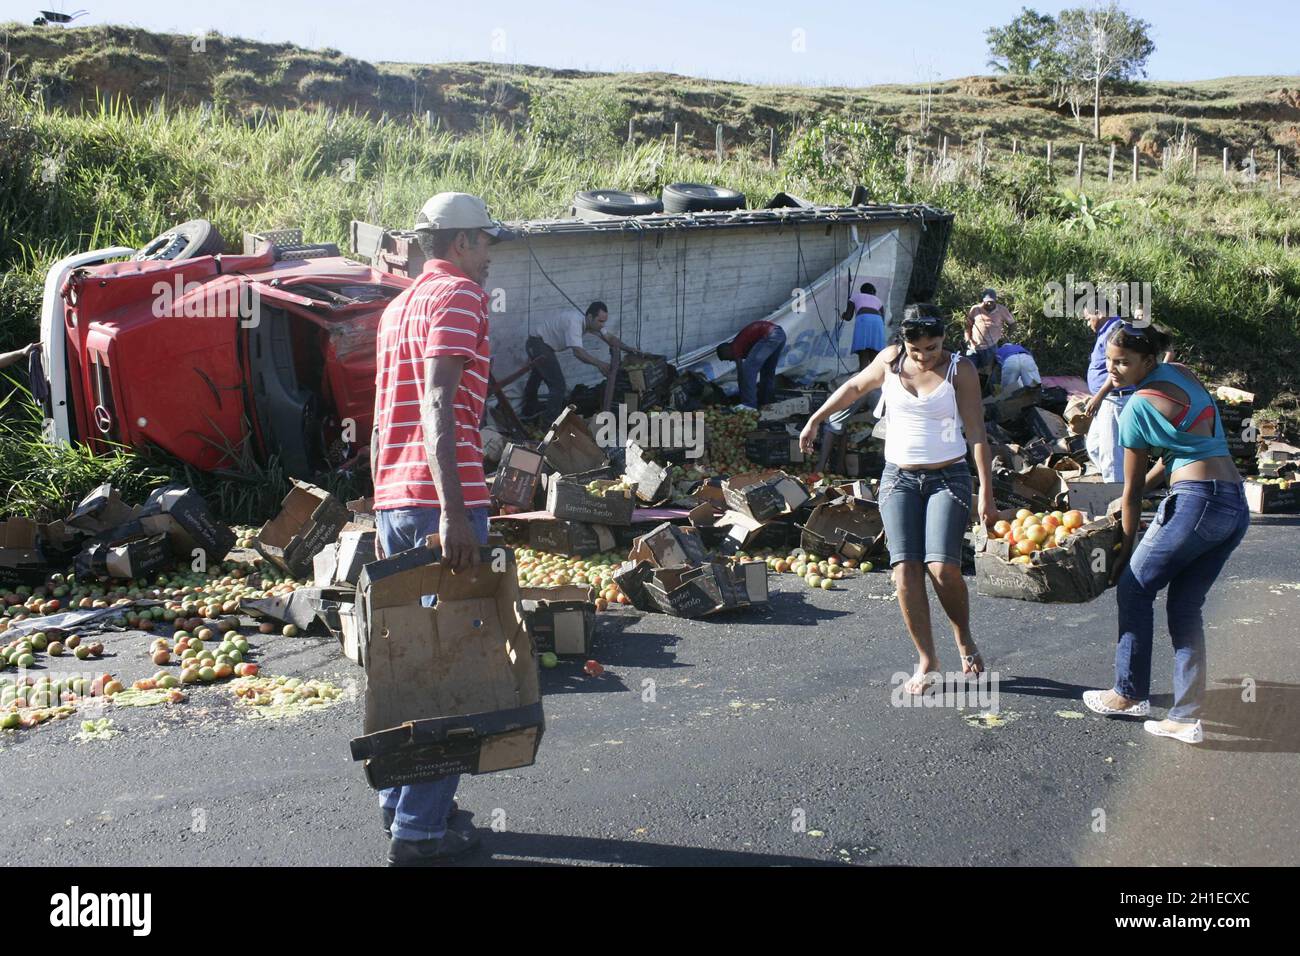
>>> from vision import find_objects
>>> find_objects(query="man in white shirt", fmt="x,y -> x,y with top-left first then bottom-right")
523,301 -> 654,422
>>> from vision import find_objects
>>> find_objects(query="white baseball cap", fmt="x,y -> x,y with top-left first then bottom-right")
413,192 -> 511,241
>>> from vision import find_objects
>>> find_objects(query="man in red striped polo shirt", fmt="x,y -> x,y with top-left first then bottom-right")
369,192 -> 510,866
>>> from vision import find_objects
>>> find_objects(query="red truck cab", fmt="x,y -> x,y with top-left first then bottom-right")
41,227 -> 409,478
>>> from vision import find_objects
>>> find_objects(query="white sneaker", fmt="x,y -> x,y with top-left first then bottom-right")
1144,719 -> 1204,744
1082,689 -> 1151,717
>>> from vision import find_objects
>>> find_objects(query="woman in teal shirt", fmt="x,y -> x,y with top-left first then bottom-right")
1082,324 -> 1249,744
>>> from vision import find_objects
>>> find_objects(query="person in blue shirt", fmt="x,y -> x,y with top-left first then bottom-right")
1081,324 -> 1248,746
994,342 -> 1040,393
1083,308 -> 1175,480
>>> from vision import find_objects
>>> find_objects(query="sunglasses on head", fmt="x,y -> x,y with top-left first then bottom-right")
902,316 -> 945,339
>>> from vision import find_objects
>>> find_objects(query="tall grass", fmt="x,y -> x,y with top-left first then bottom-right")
1,86 -> 1298,522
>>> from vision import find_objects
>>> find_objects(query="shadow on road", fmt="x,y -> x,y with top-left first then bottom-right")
1199,678 -> 1300,753
447,831 -> 844,867
720,591 -> 855,626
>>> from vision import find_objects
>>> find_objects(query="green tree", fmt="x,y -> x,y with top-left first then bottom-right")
1056,3 -> 1155,140
985,7 -> 1059,76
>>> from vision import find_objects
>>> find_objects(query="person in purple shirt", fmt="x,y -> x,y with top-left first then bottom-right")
994,342 -> 1040,392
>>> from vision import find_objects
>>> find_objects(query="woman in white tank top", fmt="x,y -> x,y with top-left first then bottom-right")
800,304 -> 999,694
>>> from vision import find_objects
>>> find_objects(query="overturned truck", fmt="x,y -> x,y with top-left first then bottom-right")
36,200 -> 953,478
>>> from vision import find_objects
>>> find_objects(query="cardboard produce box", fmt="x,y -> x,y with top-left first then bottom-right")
628,522 -> 709,568
492,443 -> 546,510
140,484 -> 236,561
643,560 -> 768,618
542,407 -> 609,476
528,519 -> 615,556
974,517 -> 1121,603
800,497 -> 886,561
0,518 -> 52,588
614,356 -> 673,398
312,530 -> 378,588
521,599 -> 596,656
612,559 -> 658,612
66,483 -> 139,534
518,583 -> 595,603
744,427 -> 805,467
256,481 -> 350,578
624,442 -> 673,504
1066,477 -> 1125,519
337,602 -> 364,665
982,384 -> 1042,424
710,511 -> 797,556
1244,480 -> 1299,514
350,542 -> 543,786
74,533 -> 171,581
1026,407 -> 1070,443
722,472 -> 810,522
989,466 -> 1068,513
758,394 -> 811,421
243,585 -> 353,631
546,478 -> 635,526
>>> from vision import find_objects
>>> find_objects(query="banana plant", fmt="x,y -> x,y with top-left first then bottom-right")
1050,189 -> 1140,232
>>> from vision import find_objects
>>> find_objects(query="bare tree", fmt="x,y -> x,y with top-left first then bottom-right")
1056,3 -> 1154,140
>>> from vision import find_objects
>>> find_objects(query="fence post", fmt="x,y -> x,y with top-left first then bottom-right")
627,118 -> 634,146
905,135 -> 913,185
1012,138 -> 1018,155
1161,147 -> 1167,171
1223,147 -> 1229,173
716,123 -> 724,162
1108,143 -> 1116,182
1132,145 -> 1138,183
1046,140 -> 1052,166
769,127 -> 776,167
1077,142 -> 1084,187
977,132 -> 985,176
673,121 -> 681,153
1192,146 -> 1198,177
941,135 -> 948,165
1279,149 -> 1284,190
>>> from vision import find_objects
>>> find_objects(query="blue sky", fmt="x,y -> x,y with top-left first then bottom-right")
2,1 -> 1296,85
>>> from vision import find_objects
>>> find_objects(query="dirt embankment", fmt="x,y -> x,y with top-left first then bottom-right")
4,23 -> 1299,152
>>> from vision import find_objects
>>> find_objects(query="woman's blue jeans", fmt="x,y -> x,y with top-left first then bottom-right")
374,506 -> 490,841
1113,480 -> 1249,723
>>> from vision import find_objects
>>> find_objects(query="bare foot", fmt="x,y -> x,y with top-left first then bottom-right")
905,655 -> 941,694
957,641 -> 984,677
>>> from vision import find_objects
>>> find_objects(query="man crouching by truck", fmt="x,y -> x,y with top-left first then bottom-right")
369,192 -> 510,865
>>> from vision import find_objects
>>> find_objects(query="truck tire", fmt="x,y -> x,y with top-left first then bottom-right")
133,219 -> 225,262
572,190 -> 663,218
661,183 -> 746,214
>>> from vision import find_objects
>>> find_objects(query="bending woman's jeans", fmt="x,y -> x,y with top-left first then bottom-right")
1113,480 -> 1249,723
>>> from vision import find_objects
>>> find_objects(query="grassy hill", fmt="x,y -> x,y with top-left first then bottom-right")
3,22 -> 1299,156
1,23 -> 1298,522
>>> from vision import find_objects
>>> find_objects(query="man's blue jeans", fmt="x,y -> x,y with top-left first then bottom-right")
737,327 -> 786,408
374,505 -> 490,841
1113,480 -> 1249,723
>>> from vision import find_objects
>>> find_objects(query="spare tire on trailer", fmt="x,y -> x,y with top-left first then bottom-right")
572,190 -> 663,218
132,219 -> 226,262
661,182 -> 746,214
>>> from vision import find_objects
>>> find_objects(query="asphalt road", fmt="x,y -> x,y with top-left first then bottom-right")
4,515 -> 1298,867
